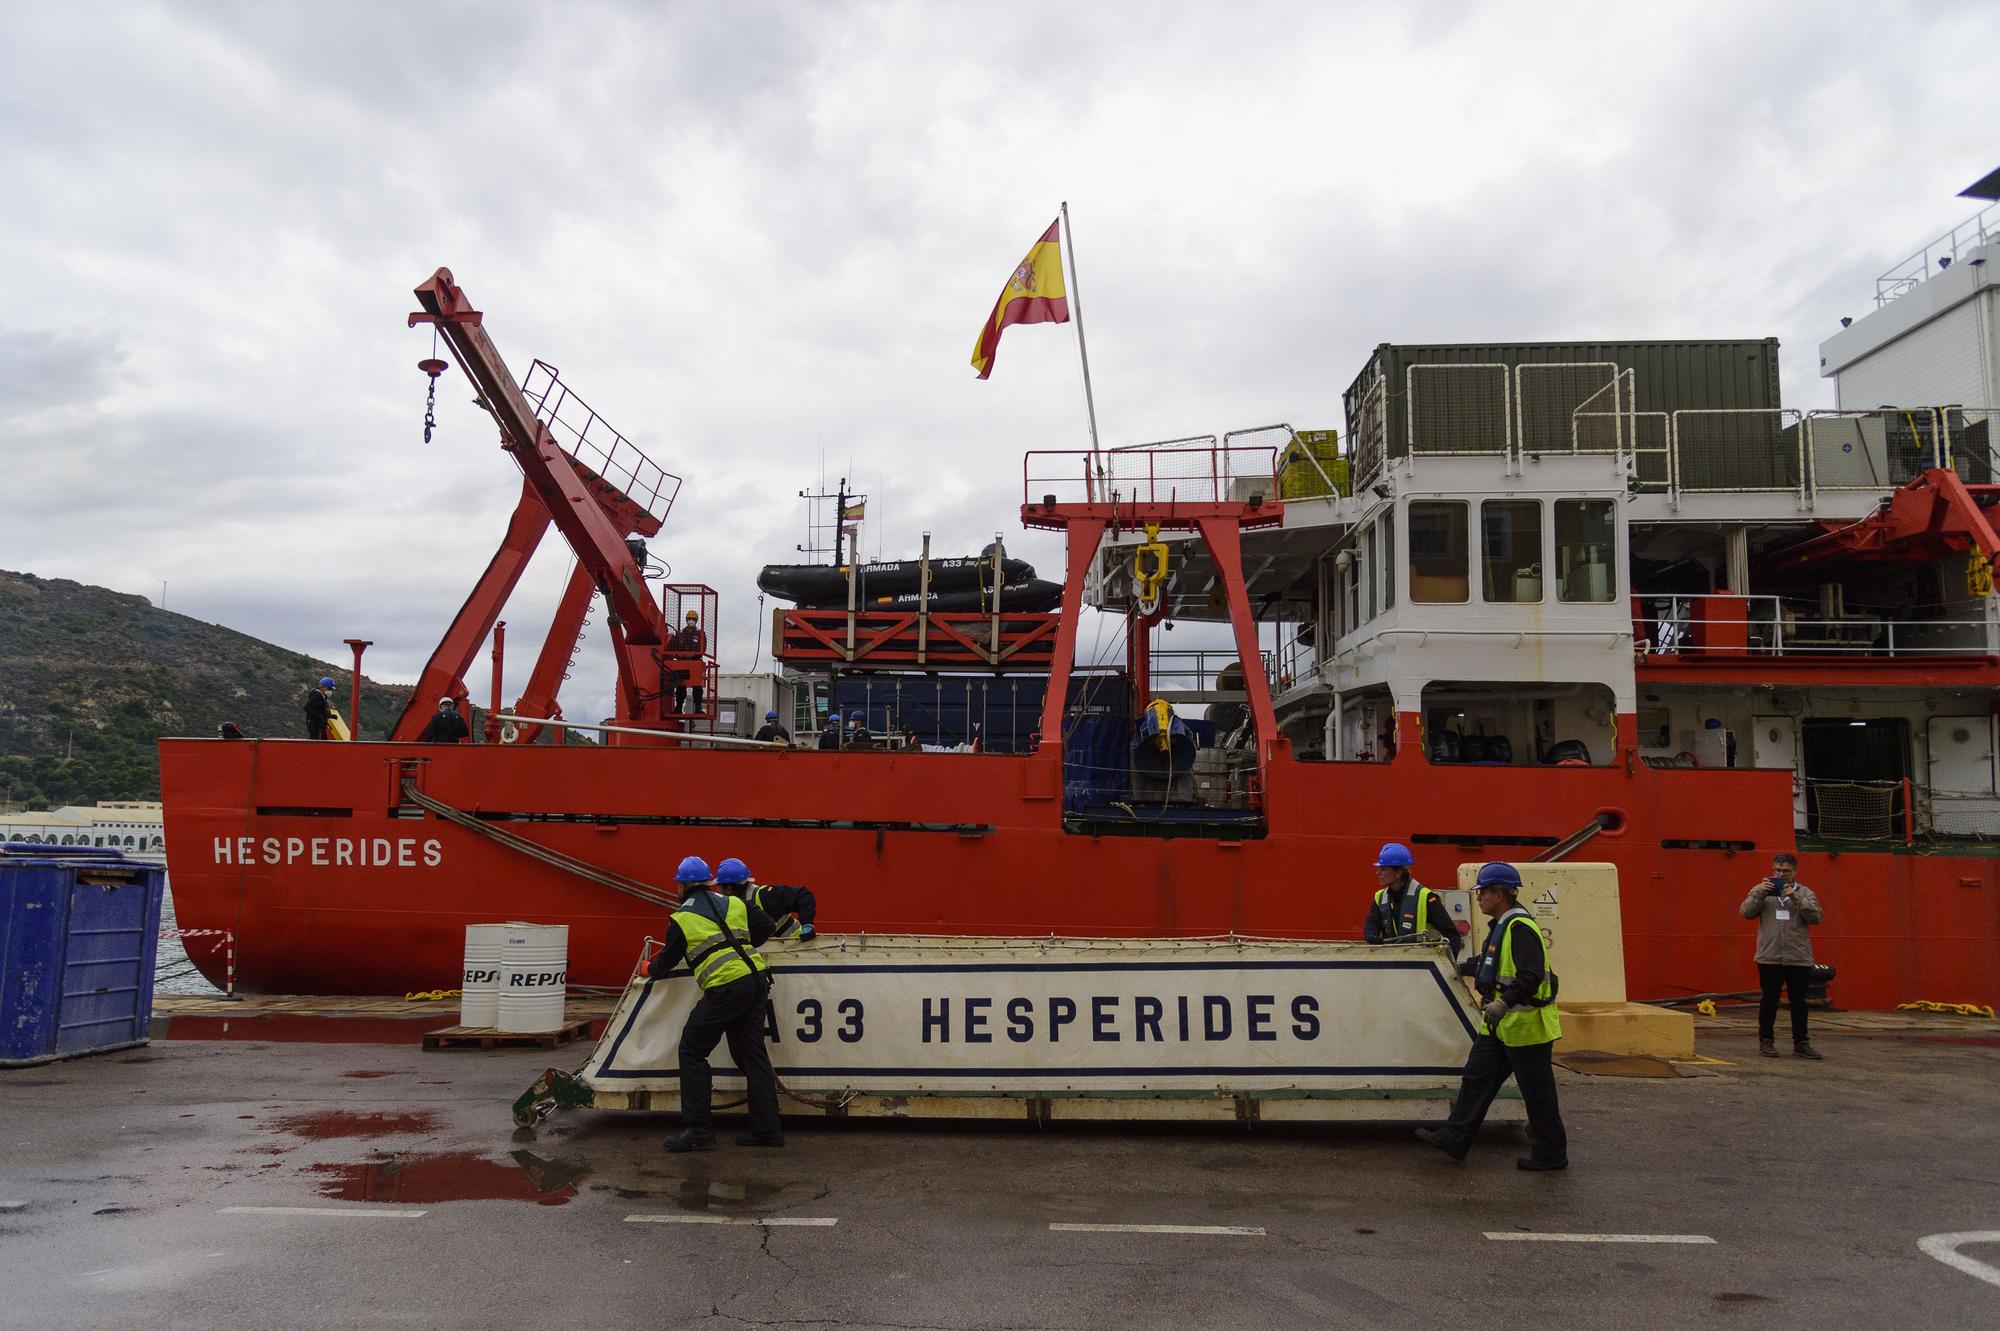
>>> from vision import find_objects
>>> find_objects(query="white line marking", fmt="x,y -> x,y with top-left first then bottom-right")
1049,1223 -> 1267,1236
218,1206 -> 427,1218
0,1202 -> 27,1213
624,1215 -> 838,1227
1483,1232 -> 1715,1245
1918,1232 -> 2000,1289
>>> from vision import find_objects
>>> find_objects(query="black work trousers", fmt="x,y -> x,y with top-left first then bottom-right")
1438,1034 -> 1568,1164
1758,963 -> 1813,1045
677,973 -> 781,1138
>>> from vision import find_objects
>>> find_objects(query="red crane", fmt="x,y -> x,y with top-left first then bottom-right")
396,269 -> 689,739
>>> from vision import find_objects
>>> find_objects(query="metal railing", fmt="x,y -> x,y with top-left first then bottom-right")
1023,443 -> 1279,512
1352,357 -> 1986,504
1635,593 -> 1996,658
520,359 -> 682,523
1875,200 -> 2000,306
1669,409 -> 1805,498
1272,624 -> 1317,692
1517,362 -> 1621,455
1351,377 -> 1387,493
1144,648 -> 1271,702
1408,363 -> 1512,456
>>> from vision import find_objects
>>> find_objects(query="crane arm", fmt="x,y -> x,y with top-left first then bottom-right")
410,268 -> 676,723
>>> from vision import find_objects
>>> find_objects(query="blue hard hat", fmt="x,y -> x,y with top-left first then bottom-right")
765,710 -> 777,720
674,855 -> 713,885
715,857 -> 751,886
827,712 -> 841,723
1374,842 -> 1413,868
1476,861 -> 1523,891
318,677 -> 335,688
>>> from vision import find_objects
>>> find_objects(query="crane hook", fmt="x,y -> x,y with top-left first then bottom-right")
418,357 -> 449,443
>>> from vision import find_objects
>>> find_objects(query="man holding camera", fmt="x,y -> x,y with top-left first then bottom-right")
1741,852 -> 1824,1060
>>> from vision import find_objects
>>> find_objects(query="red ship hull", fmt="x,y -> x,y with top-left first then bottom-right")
158,732 -> 2000,1009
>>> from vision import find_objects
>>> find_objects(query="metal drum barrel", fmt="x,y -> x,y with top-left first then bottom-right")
459,924 -> 507,1028
497,923 -> 569,1032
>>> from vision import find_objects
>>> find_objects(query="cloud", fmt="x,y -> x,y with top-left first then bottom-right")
2,2 -> 1996,727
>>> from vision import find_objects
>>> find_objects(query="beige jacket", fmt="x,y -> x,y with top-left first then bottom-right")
1739,880 -> 1822,966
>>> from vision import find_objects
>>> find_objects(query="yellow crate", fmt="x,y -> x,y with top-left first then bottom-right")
1280,430 -> 1348,498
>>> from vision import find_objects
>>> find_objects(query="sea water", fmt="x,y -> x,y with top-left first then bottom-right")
156,875 -> 225,997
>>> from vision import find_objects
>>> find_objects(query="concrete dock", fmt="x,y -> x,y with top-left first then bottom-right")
1,1004 -> 1995,1330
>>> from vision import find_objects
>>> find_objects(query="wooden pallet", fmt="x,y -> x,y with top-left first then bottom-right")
423,1018 -> 594,1051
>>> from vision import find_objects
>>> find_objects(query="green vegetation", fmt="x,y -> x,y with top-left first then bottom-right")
0,569 -> 419,806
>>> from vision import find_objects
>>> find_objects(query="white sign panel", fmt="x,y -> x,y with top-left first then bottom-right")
582,936 -> 1479,1096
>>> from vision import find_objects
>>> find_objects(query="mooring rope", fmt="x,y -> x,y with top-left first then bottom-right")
400,781 -> 681,912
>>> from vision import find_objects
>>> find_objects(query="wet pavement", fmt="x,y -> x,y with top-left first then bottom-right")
2,1019 -> 1997,1330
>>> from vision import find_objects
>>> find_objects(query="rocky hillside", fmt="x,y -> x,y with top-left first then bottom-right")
0,570 -> 419,807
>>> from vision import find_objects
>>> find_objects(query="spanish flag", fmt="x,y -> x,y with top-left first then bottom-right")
840,500 -> 866,521
970,218 -> 1068,379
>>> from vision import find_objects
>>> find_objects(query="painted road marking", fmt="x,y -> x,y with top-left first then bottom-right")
219,1206 -> 427,1218
625,1215 -> 839,1227
1484,1232 -> 1716,1245
1918,1232 -> 2000,1289
1050,1223 -> 1267,1236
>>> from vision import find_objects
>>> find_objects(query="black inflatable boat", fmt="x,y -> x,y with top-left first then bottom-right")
758,556 -> 1036,606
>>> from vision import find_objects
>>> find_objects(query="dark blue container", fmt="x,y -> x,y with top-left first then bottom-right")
1,844 -> 166,1066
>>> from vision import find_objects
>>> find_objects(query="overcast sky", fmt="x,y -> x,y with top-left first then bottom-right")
4,2 -> 1995,726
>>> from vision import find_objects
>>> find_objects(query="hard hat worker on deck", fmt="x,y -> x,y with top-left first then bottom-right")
1363,842 -> 1461,959
302,677 -> 338,739
650,855 -> 784,1152
715,857 -> 817,941
1416,862 -> 1569,1170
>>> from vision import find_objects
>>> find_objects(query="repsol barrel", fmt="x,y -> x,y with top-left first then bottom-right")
460,923 -> 507,1028
497,923 -> 569,1032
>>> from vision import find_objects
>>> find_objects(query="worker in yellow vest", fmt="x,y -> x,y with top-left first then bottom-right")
1362,842 -> 1462,958
649,855 -> 783,1152
1416,861 -> 1569,1170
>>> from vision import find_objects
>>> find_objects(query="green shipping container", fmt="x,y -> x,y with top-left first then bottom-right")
1341,339 -> 1786,491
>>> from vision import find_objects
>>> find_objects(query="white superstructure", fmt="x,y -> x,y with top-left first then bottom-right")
1820,196 -> 2000,412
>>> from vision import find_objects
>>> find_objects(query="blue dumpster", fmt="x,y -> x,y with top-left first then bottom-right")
1,844 -> 166,1066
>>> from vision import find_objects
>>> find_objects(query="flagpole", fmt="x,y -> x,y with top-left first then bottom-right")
1060,201 -> 1104,498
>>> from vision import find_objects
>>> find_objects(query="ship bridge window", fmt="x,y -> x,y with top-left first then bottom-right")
1409,501 -> 1469,603
1481,500 -> 1543,603
1421,681 -> 1617,766
1556,499 -> 1616,602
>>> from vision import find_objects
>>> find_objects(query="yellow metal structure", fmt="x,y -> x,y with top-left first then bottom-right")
1132,522 -> 1169,613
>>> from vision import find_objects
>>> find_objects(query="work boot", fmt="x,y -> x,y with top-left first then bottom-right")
735,1133 -> 785,1148
1758,1040 -> 1779,1058
1414,1127 -> 1468,1162
663,1127 -> 715,1153
1517,1156 -> 1569,1172
1793,1043 -> 1824,1060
